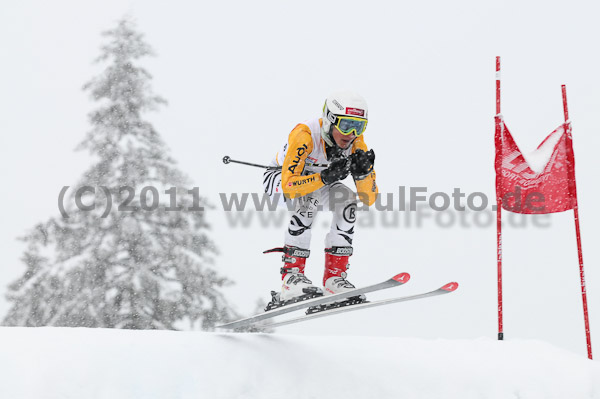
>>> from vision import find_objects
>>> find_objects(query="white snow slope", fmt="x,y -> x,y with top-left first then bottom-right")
0,327 -> 598,399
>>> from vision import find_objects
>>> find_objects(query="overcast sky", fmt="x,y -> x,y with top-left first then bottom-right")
1,0 -> 599,356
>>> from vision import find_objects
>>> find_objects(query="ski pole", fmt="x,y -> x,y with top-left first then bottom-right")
222,155 -> 329,169
222,156 -> 280,170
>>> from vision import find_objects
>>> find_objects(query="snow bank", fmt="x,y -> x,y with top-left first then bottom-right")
0,327 -> 598,399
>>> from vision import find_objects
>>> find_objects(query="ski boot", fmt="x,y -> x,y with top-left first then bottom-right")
263,246 -> 323,311
307,246 -> 366,314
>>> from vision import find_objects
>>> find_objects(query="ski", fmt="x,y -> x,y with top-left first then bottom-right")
215,272 -> 410,330
259,282 -> 459,329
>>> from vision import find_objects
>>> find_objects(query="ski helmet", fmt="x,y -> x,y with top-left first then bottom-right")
321,91 -> 368,147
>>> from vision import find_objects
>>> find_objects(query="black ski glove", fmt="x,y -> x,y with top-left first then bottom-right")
349,149 -> 375,180
320,157 -> 350,185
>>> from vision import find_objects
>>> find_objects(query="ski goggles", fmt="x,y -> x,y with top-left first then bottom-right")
334,116 -> 368,136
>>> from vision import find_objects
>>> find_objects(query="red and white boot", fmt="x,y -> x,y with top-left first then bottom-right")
323,247 -> 365,301
278,246 -> 322,302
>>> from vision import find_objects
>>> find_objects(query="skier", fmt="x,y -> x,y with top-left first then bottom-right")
263,91 -> 378,305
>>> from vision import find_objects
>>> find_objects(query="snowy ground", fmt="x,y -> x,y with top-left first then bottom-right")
0,327 -> 598,399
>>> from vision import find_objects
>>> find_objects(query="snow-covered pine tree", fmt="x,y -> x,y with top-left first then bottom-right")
3,17 -> 236,330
